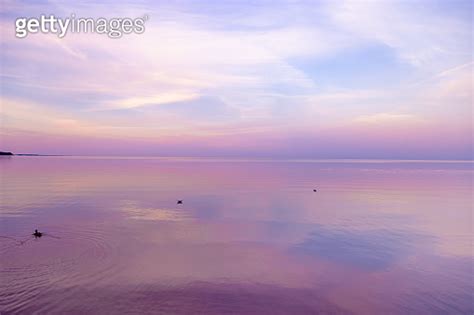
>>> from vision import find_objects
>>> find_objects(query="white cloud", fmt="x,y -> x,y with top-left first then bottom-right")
354,113 -> 420,125
1,0 -> 472,151
327,0 -> 471,69
105,92 -> 201,110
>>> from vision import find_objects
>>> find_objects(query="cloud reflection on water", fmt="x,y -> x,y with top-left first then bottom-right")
120,200 -> 191,221
295,225 -> 435,270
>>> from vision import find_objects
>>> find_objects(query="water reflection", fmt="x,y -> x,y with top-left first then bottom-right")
120,200 -> 191,221
295,225 -> 434,270
0,157 -> 472,314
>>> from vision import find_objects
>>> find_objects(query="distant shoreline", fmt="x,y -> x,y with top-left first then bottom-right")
15,154 -> 65,156
0,151 -> 65,157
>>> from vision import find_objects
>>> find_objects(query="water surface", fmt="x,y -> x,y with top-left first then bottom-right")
0,157 -> 472,314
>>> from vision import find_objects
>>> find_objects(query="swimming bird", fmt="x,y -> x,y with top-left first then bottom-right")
313,189 -> 317,192
177,200 -> 183,204
33,229 -> 43,238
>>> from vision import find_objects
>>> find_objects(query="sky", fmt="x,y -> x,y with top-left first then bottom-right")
0,0 -> 472,159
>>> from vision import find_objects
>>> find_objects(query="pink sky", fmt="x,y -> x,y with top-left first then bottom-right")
1,1 -> 472,159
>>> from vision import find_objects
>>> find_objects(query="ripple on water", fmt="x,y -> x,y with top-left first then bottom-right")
0,224 -> 123,314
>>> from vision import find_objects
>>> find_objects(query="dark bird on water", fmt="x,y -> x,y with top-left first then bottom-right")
177,200 -> 183,204
313,189 -> 317,192
33,229 -> 42,238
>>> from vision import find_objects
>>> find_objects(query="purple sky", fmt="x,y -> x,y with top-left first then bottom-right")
1,0 -> 472,159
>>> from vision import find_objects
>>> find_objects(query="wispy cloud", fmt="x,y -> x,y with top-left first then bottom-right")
0,0 -> 472,158
354,113 -> 421,125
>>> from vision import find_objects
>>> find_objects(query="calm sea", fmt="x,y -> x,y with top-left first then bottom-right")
0,156 -> 472,314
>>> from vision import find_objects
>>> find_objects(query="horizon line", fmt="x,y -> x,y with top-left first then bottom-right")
6,154 -> 474,163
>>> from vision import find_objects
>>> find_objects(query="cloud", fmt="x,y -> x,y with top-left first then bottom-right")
105,92 -> 201,110
327,0 -> 472,69
354,113 -> 421,125
0,1 -> 472,158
